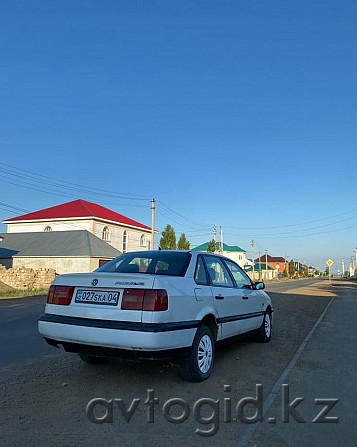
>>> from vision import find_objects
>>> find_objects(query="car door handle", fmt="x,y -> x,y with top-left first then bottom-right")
242,296 -> 249,300
215,295 -> 224,300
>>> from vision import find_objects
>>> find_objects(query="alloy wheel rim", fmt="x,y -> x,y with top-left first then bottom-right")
197,335 -> 213,373
264,314 -> 271,337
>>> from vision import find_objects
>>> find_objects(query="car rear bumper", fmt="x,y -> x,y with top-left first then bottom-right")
44,338 -> 191,361
38,313 -> 197,354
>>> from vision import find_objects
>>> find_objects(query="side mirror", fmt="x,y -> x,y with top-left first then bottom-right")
254,282 -> 265,290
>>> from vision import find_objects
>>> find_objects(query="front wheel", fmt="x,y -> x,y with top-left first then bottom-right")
180,325 -> 215,382
255,311 -> 272,343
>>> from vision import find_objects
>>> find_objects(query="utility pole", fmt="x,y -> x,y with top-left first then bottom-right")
219,226 -> 223,254
342,259 -> 345,277
213,225 -> 217,243
265,249 -> 268,280
251,239 -> 255,281
258,251 -> 261,280
150,198 -> 156,250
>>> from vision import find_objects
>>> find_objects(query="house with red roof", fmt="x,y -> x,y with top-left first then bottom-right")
255,254 -> 288,276
3,199 -> 152,253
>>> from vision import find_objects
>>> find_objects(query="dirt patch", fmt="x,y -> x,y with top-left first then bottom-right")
286,282 -> 337,297
0,280 -> 13,292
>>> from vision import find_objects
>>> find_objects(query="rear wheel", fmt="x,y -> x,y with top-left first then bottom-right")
180,325 -> 215,382
255,311 -> 272,342
79,354 -> 108,365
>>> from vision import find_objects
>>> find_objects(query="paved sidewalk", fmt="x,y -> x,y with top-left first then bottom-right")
240,281 -> 357,447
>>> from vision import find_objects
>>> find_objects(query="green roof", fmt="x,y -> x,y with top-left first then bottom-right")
192,242 -> 246,253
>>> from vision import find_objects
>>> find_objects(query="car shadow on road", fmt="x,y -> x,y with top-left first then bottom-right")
70,289 -> 335,387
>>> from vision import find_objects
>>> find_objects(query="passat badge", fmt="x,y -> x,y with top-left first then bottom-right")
92,278 -> 98,286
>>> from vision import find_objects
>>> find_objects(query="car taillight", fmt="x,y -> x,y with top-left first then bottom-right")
121,289 -> 168,311
121,289 -> 145,310
142,289 -> 168,311
46,285 -> 74,305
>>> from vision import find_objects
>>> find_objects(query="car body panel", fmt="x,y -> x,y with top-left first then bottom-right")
38,250 -> 273,360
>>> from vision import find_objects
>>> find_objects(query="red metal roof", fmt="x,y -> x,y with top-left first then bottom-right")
4,199 -> 151,231
255,255 -> 287,263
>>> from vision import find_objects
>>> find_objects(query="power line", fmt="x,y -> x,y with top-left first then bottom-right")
225,224 -> 357,240
223,214 -> 357,238
0,202 -> 29,214
0,178 -> 149,208
0,162 -> 152,201
223,207 -> 357,230
157,200 -> 213,228
2,162 -> 357,242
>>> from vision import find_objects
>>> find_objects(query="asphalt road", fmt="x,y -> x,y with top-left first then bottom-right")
264,277 -> 326,293
1,279 -> 356,447
0,295 -> 52,369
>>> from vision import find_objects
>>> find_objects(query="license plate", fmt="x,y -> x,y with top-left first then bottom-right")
75,289 -> 120,305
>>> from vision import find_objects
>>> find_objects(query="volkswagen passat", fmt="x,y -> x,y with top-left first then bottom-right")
39,250 -> 273,382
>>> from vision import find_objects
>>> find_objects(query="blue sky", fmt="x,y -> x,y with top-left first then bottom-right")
1,0 -> 356,272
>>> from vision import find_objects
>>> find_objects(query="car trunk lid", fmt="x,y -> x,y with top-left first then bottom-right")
48,272 -> 156,323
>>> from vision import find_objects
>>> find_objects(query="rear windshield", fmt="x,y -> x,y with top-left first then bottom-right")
95,251 -> 191,277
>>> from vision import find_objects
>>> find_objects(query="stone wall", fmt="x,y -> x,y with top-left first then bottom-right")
0,266 -> 56,290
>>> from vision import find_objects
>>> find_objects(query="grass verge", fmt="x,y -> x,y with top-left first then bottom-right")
0,288 -> 49,299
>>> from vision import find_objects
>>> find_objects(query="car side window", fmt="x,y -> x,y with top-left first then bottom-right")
194,256 -> 209,285
203,256 -> 234,288
224,260 -> 251,288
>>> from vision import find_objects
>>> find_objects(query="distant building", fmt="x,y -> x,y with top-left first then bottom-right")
3,199 -> 152,253
191,242 -> 248,268
255,254 -> 288,276
244,263 -> 277,281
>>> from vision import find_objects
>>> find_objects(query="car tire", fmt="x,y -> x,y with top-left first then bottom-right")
180,325 -> 215,382
79,354 -> 108,365
255,311 -> 272,343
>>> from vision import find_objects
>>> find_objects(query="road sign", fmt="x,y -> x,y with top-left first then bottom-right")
326,259 -> 333,267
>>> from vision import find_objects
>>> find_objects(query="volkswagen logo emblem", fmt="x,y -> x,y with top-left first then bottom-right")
92,278 -> 98,286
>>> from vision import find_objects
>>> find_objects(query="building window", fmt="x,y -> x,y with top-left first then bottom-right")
122,230 -> 127,253
44,226 -> 52,232
140,234 -> 146,247
102,226 -> 110,241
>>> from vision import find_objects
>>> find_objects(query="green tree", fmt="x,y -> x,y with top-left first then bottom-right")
159,224 -> 176,250
289,260 -> 295,278
299,266 -> 308,277
177,233 -> 190,250
207,239 -> 217,253
282,269 -> 288,278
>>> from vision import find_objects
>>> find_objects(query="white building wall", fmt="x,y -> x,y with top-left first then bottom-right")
222,251 -> 248,268
6,219 -> 152,253
6,220 -> 93,233
92,221 -> 151,252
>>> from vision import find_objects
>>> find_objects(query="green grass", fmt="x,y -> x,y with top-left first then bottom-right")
0,288 -> 49,298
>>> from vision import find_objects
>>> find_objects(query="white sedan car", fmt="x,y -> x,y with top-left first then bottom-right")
39,250 -> 273,381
